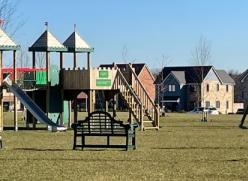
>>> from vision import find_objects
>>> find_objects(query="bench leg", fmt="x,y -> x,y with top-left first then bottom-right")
81,135 -> 85,150
107,136 -> 110,146
0,140 -> 2,149
132,135 -> 136,150
126,136 -> 129,151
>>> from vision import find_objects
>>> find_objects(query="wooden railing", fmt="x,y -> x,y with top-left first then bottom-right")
126,64 -> 159,129
113,65 -> 159,130
113,69 -> 142,123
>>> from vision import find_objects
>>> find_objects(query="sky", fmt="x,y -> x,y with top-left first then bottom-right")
7,0 -> 248,72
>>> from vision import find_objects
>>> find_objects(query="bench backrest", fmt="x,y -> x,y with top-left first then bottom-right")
76,111 -> 129,134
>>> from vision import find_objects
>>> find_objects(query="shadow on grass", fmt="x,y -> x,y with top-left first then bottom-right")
165,126 -> 237,129
14,148 -> 68,151
4,127 -> 47,131
13,148 -> 125,152
152,146 -> 248,150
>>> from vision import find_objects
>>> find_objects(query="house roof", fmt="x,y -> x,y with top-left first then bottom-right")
215,69 -> 235,84
155,66 -> 213,84
238,69 -> 248,82
99,63 -> 146,76
63,31 -> 94,53
0,28 -> 20,50
29,30 -> 67,52
170,71 -> 186,84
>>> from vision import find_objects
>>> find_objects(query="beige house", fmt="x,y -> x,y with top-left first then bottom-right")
155,66 -> 235,114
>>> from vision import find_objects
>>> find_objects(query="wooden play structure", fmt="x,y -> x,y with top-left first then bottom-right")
0,27 -> 20,131
0,23 -> 159,131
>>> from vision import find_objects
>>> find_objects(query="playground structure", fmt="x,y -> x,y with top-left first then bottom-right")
0,24 -> 159,131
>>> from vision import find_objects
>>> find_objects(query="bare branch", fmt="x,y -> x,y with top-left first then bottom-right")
191,36 -> 211,66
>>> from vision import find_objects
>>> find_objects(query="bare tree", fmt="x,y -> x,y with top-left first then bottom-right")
190,36 -> 212,120
155,54 -> 173,105
36,52 -> 46,68
0,0 -> 25,36
121,45 -> 128,64
191,36 -> 211,66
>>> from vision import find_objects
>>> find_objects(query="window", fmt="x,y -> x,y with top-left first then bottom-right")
226,101 -> 229,109
216,101 -> 220,108
217,84 -> 219,91
169,85 -> 176,92
205,101 -> 210,108
226,85 -> 229,92
206,84 -> 209,92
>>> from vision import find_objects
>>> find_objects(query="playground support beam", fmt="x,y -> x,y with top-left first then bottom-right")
59,52 -> 64,126
13,50 -> 18,131
73,52 -> 76,69
73,51 -> 77,123
46,52 -> 50,117
87,90 -> 95,116
87,52 -> 90,70
60,52 -> 63,70
32,51 -> 36,129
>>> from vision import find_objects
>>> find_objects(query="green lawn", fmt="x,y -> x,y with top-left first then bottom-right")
0,112 -> 248,180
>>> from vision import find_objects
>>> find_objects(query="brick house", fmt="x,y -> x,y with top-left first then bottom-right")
233,69 -> 248,109
100,63 -> 156,109
155,66 -> 235,114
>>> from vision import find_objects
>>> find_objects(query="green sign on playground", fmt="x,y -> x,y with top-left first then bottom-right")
99,70 -> 109,78
36,71 -> 47,85
96,79 -> 111,86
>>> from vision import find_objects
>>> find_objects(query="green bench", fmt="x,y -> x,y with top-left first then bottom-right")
71,111 -> 138,151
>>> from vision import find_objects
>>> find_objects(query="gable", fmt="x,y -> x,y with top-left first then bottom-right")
137,65 -> 155,81
162,73 -> 181,86
204,68 -> 220,82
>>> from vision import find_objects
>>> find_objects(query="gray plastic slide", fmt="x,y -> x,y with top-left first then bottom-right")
3,77 -> 65,130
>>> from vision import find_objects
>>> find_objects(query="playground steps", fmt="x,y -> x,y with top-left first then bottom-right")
113,65 -> 159,130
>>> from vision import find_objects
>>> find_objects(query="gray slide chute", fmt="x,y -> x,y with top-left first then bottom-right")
3,77 -> 66,130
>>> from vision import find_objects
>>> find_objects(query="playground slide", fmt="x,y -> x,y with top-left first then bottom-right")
3,77 -> 66,131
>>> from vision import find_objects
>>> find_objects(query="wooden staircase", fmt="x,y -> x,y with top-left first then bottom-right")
113,64 -> 159,130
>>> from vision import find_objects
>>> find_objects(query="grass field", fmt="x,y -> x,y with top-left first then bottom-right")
0,112 -> 248,180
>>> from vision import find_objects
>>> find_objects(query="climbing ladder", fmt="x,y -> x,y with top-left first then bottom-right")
113,64 -> 159,130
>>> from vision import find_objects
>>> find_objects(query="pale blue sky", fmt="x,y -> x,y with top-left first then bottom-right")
11,0 -> 248,72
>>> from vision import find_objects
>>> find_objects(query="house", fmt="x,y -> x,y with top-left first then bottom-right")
233,69 -> 248,109
155,66 -> 235,114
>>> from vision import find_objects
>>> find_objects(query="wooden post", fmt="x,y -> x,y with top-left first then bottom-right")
46,52 -> 50,117
113,94 -> 117,118
13,50 -> 18,131
140,104 -> 143,131
73,97 -> 78,123
32,51 -> 36,129
87,90 -> 95,115
156,104 -> 160,129
0,51 -> 3,131
60,52 -> 64,126
68,101 -> 72,127
87,52 -> 90,70
105,99 -> 108,112
73,52 -> 76,69
60,52 -> 63,70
